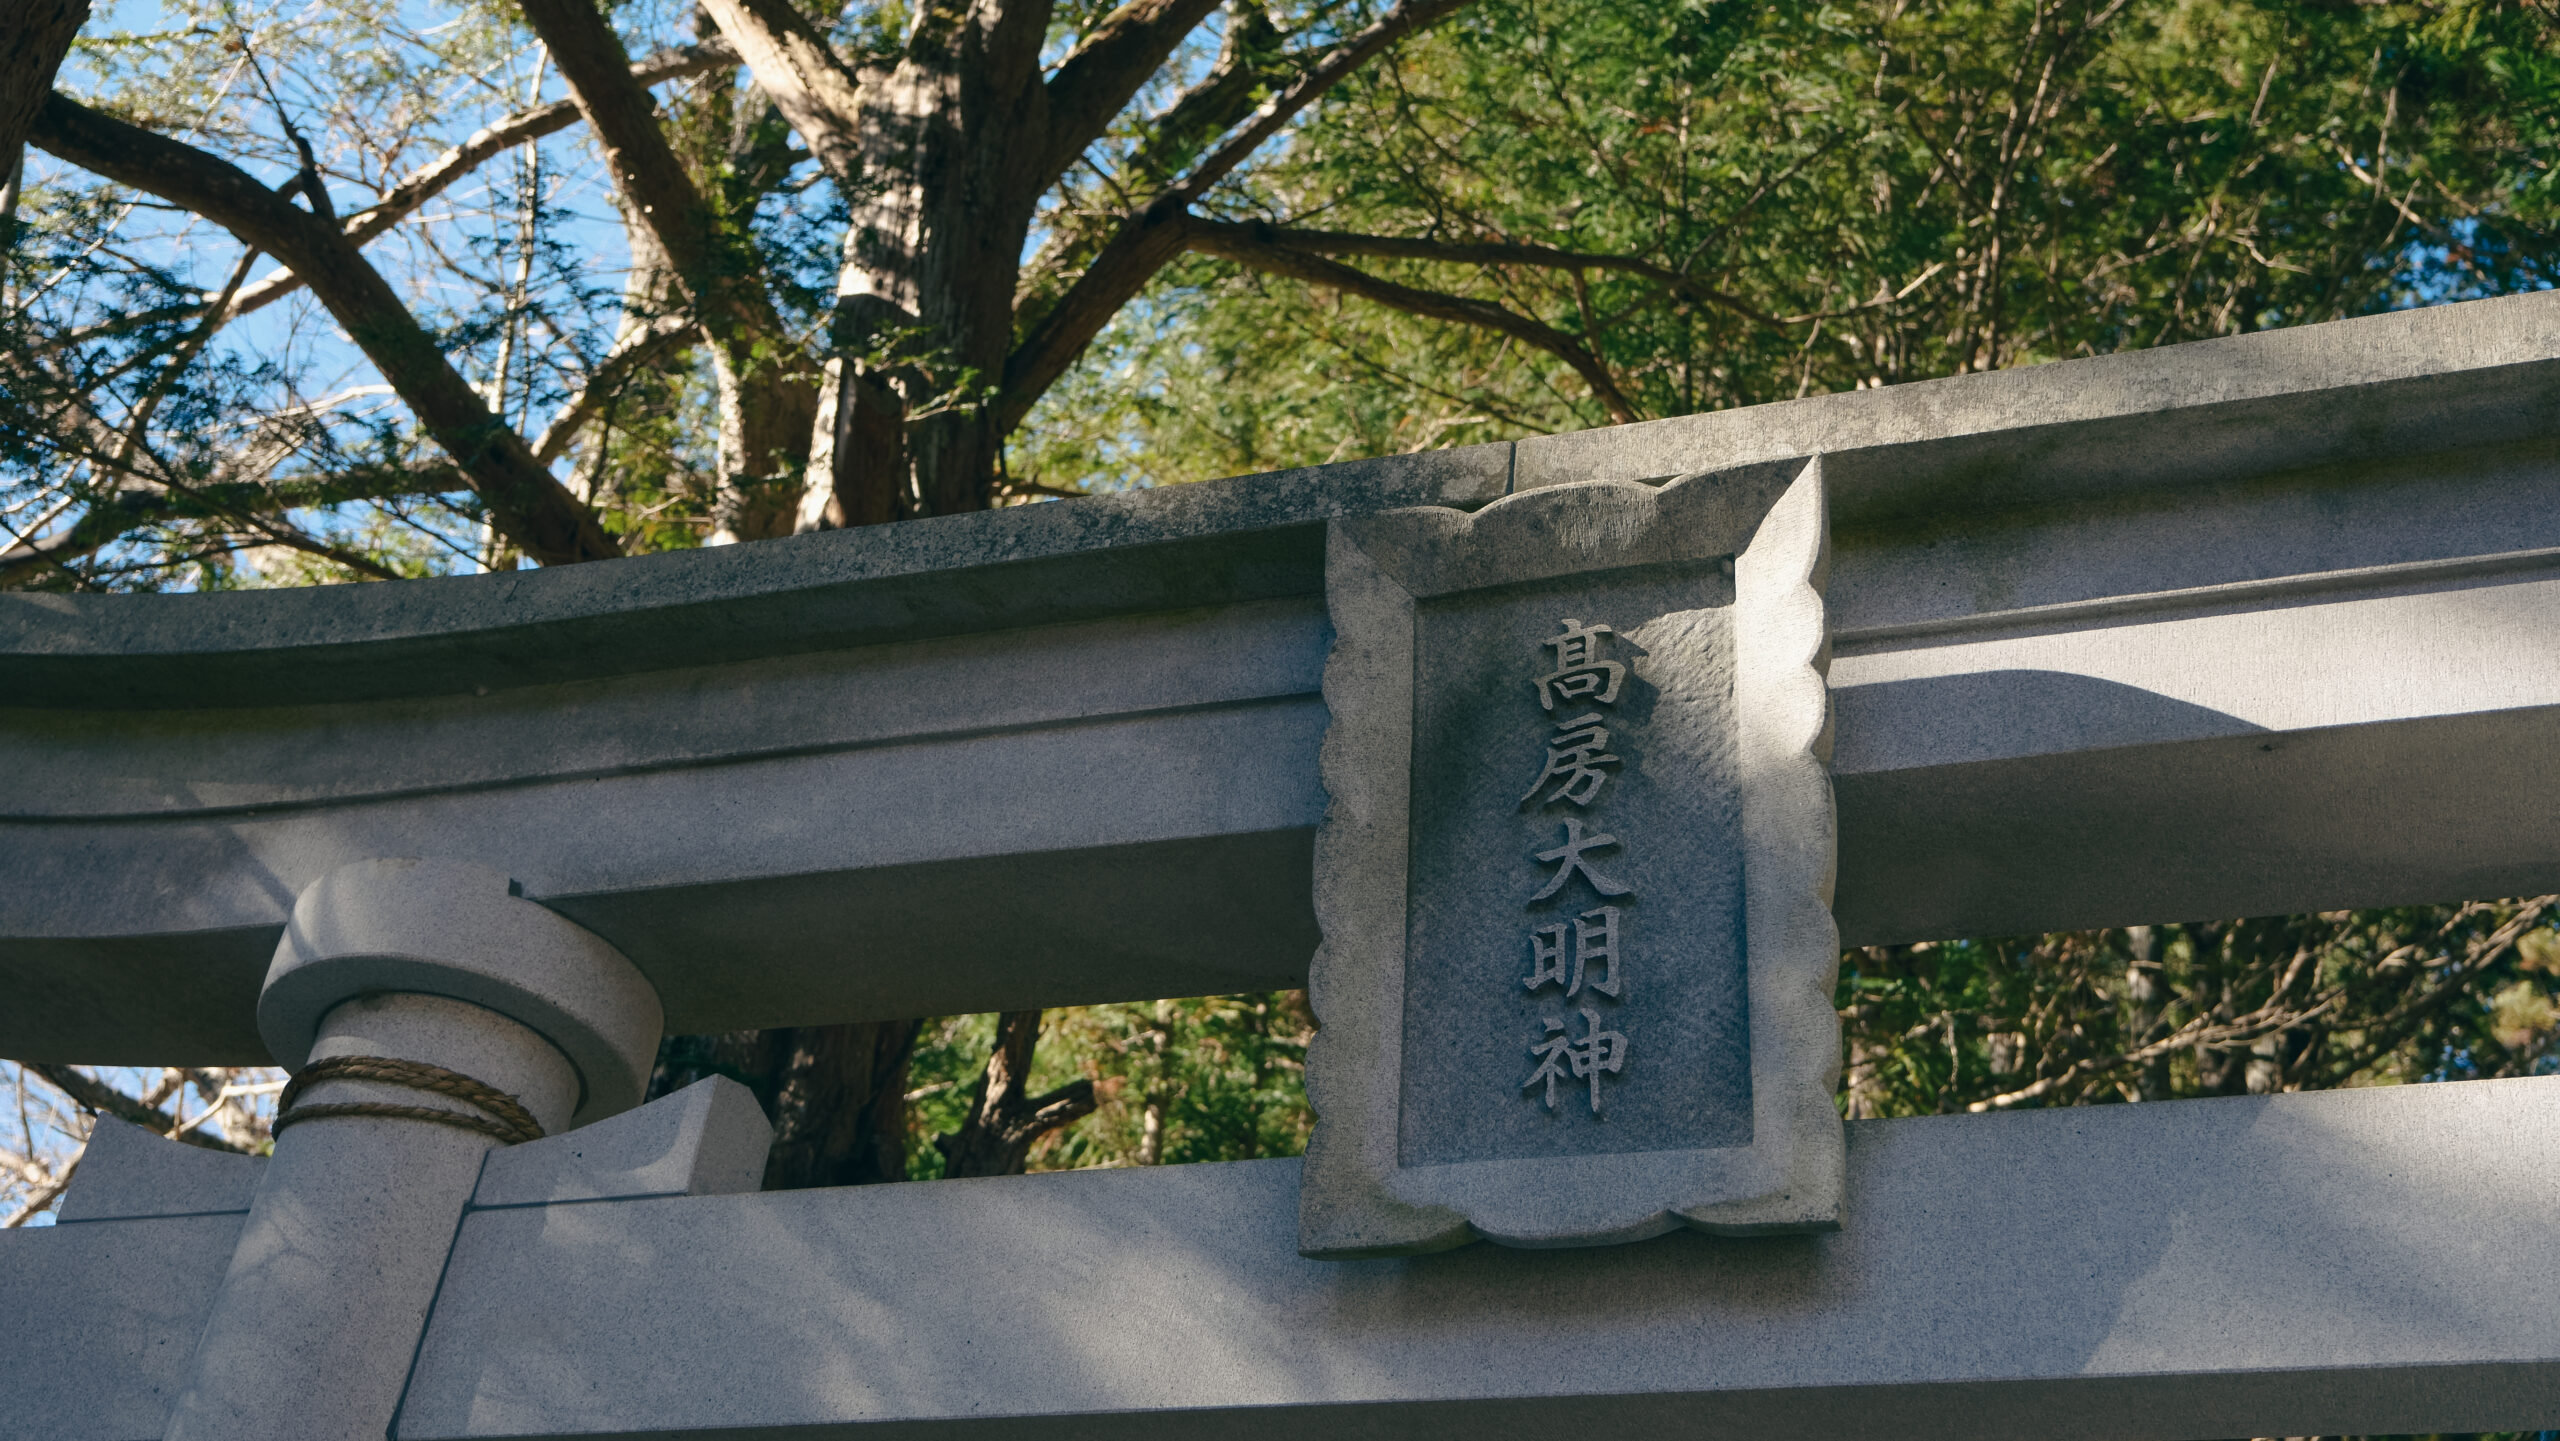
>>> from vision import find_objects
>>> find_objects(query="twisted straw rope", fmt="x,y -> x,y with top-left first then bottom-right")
272,1055 -> 546,1146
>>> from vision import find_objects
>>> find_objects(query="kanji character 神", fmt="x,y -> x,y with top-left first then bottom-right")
1519,712 -> 1621,808
1532,617 -> 1626,712
1522,1005 -> 1630,1113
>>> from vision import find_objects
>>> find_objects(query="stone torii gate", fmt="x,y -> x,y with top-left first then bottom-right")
5,290 -> 2560,1439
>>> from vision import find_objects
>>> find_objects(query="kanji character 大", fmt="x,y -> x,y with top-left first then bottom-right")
1527,818 -> 1634,904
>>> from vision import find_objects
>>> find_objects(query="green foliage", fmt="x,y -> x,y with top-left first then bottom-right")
994,1 -> 2560,1204
1839,902 -> 2560,1118
898,903 -> 2560,1187
904,994 -> 1315,1176
902,1012 -> 998,1177
1017,0 -> 2560,491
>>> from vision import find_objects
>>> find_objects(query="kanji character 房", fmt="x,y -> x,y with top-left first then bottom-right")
1527,818 -> 1634,904
1522,1005 -> 1631,1113
1519,712 -> 1621,809
1532,617 -> 1627,712
1523,905 -> 1623,998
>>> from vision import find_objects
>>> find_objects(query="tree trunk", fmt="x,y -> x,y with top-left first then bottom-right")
0,0 -> 86,174
934,1010 -> 1097,1178
651,1022 -> 921,1188
708,347 -> 820,542
798,360 -> 907,529
804,0 -> 1051,526
2122,925 -> 2171,1102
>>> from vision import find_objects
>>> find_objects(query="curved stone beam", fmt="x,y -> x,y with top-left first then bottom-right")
7,292 -> 2560,1063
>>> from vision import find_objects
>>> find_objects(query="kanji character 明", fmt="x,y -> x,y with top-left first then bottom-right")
1523,905 -> 1623,998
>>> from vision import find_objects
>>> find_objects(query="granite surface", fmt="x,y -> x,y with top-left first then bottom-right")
1398,569 -> 1748,1166
1303,463 -> 1837,1254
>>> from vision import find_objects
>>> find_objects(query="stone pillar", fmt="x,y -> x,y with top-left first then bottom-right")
163,858 -> 662,1441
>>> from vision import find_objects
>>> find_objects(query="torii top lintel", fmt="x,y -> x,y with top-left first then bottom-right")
6,290 -> 2559,1065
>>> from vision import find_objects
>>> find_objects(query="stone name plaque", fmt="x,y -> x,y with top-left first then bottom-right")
1300,458 -> 1841,1256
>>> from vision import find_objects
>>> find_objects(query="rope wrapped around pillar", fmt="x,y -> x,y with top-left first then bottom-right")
271,1055 -> 546,1146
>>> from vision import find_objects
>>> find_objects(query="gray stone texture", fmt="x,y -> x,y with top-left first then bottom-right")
261,857 -> 664,1124
4,293 -> 2559,1067
0,443 -> 1513,707
0,1211 -> 245,1441
1398,572 -> 1748,1167
471,1075 -> 772,1208
158,859 -> 666,1441
1509,282 -> 2560,513
0,1080 -> 770,1441
0,294 -> 2555,1437
1302,462 -> 1837,1254
51,1118 -> 264,1223
381,1075 -> 2560,1441
164,991 -> 574,1441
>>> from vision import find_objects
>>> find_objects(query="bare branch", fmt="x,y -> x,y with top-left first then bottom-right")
1189,216 -> 1636,422
23,1064 -> 249,1153
1038,0 -> 1227,193
30,93 -> 617,564
696,0 -> 865,185
998,0 -> 1484,427
3,1157 -> 75,1229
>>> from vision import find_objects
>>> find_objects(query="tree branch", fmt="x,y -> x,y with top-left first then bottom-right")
1241,224 -> 1950,328
0,0 -> 85,170
514,0 -> 788,355
1112,0 -> 1288,189
999,207 -> 1196,434
530,313 -> 698,465
1037,0 -> 1227,193
1188,217 -> 1635,422
36,43 -> 738,357
519,0 -> 813,505
30,93 -> 616,564
112,244 -> 259,477
933,1010 -> 1098,1178
347,42 -> 738,246
997,0 -> 1483,429
1011,1 -> 1283,338
1164,0 -> 1481,206
0,457 -> 459,588
24,1064 -> 250,1154
695,0 -> 865,186
1230,225 -> 1780,321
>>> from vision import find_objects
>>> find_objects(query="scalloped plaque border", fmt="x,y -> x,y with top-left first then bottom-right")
1299,456 -> 1839,1258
